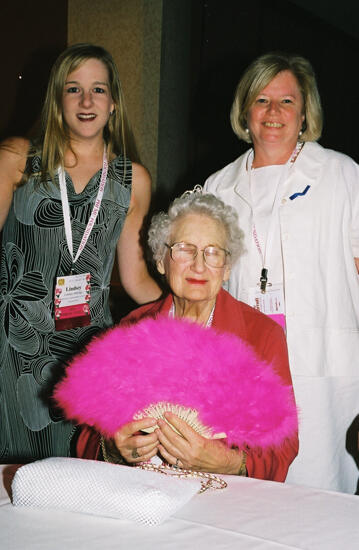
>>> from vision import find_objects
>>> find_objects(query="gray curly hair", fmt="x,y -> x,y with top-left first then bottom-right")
148,191 -> 245,265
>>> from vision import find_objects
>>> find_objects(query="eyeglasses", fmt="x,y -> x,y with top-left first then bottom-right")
165,242 -> 230,268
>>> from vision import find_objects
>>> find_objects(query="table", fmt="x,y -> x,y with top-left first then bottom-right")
1,464 -> 359,549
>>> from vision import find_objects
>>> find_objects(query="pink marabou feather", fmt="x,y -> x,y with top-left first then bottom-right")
54,317 -> 298,448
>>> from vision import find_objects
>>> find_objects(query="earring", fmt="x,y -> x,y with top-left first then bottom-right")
245,128 -> 250,135
298,130 -> 303,137
110,110 -> 114,116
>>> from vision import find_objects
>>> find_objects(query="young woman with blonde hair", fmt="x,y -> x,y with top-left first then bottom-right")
0,43 -> 160,462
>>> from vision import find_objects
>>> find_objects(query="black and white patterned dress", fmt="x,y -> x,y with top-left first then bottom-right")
0,154 -> 131,461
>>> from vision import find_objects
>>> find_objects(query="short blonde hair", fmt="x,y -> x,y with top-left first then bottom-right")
230,52 -> 323,143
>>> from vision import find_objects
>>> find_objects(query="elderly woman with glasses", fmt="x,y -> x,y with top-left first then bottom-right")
76,191 -> 298,482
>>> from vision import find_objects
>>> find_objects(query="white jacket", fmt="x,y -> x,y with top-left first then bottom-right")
204,141 -> 359,492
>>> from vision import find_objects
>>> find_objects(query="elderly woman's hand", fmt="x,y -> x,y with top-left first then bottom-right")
105,417 -> 159,464
156,412 -> 246,475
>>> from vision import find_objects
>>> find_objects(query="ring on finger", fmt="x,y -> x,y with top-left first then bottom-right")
131,448 -> 140,459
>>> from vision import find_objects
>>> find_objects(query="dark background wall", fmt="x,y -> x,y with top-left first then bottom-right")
0,1 -> 68,141
156,0 -> 359,203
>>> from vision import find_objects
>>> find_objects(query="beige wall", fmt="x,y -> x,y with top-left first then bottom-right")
68,0 -> 162,186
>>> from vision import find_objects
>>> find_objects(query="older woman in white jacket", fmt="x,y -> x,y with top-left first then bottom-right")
204,51 -> 359,494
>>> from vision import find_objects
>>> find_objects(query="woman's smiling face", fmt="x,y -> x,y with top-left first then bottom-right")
62,58 -> 114,143
246,70 -> 305,153
157,213 -> 231,305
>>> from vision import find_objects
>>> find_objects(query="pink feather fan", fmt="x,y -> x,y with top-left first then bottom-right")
54,317 -> 298,449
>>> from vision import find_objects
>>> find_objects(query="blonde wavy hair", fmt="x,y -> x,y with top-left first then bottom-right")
33,43 -> 138,181
230,52 -> 323,144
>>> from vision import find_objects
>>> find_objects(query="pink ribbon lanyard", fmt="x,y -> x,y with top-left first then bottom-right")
58,147 -> 109,266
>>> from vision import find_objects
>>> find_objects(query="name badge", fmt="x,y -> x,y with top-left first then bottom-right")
54,273 -> 91,331
248,284 -> 286,329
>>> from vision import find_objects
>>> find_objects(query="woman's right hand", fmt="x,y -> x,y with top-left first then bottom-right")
111,417 -> 159,464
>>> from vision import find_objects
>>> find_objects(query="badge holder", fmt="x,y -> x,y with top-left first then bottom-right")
54,273 -> 91,331
248,281 -> 286,330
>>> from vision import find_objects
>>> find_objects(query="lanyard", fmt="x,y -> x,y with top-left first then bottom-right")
248,142 -> 303,292
58,147 -> 109,267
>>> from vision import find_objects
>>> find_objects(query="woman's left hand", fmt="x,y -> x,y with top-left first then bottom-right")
156,412 -> 244,475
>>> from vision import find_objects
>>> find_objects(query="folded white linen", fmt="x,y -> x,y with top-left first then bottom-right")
12,457 -> 201,526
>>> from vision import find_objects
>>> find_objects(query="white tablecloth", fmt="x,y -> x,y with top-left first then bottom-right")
1,464 -> 359,549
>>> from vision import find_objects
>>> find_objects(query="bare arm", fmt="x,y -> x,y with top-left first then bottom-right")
355,257 -> 359,274
0,137 -> 29,230
117,162 -> 161,304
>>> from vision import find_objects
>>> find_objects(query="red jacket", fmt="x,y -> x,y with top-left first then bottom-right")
77,289 -> 298,481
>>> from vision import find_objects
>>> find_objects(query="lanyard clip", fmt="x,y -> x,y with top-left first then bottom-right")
260,268 -> 268,294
